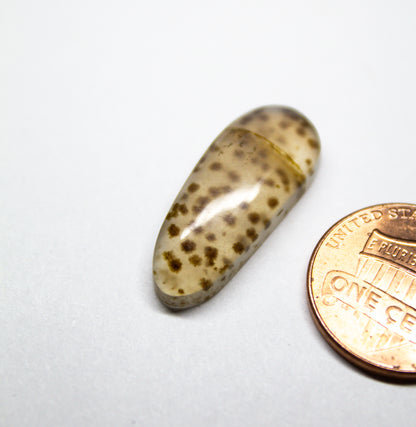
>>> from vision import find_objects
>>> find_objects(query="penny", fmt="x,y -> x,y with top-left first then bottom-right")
308,203 -> 416,379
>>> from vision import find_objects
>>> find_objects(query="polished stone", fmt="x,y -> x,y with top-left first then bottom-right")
153,106 -> 321,309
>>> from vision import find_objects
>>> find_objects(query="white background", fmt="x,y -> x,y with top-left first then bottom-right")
2,1 -> 416,426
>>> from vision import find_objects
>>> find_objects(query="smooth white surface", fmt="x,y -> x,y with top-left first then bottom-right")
2,1 -> 416,426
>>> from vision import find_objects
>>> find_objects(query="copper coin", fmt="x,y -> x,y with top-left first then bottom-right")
308,203 -> 416,379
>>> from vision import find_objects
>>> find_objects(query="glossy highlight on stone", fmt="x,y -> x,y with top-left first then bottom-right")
153,106 -> 321,309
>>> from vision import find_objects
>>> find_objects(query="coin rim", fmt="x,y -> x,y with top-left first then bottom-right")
307,202 -> 416,379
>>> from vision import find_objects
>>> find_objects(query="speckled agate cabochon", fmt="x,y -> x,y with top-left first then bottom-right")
153,106 -> 321,309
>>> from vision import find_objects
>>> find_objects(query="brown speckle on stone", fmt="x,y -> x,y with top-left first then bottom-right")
206,233 -> 216,241
210,162 -> 222,171
189,254 -> 202,266
178,204 -> 188,215
163,251 -> 182,273
268,197 -> 279,208
233,241 -> 245,254
219,258 -> 232,274
178,288 -> 184,294
228,171 -> 240,182
299,118 -> 310,128
223,257 -> 232,266
192,196 -> 210,214
276,168 -> 290,186
188,183 -> 200,193
248,212 -> 260,224
204,246 -> 218,266
166,203 -> 180,220
297,177 -> 305,188
168,224 -> 180,237
209,144 -> 219,152
279,120 -> 289,129
181,239 -> 196,253
200,278 -> 213,291
194,226 -> 203,234
296,127 -> 306,136
239,202 -> 249,210
219,264 -> 229,274
308,138 -> 319,149
246,227 -> 258,242
223,213 -> 236,226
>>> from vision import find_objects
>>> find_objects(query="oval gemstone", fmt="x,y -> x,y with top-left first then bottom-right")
153,106 -> 321,309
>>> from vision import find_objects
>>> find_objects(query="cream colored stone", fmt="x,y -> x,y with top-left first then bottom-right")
153,106 -> 320,309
